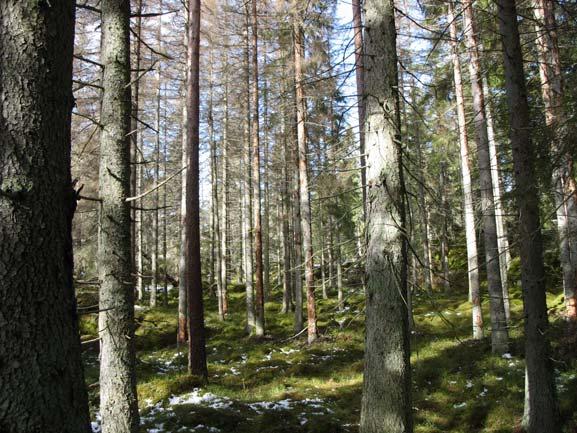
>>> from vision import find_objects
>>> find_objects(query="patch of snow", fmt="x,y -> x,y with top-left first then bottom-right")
501,353 -> 513,359
453,402 -> 467,409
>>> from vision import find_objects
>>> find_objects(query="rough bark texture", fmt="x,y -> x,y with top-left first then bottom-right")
496,1 -> 561,431
178,97 -> 188,345
293,4 -> 318,344
359,0 -> 412,431
0,2 -> 91,432
251,0 -> 266,337
533,0 -> 577,322
98,1 -> 140,432
185,0 -> 208,378
463,0 -> 509,353
220,71 -> 229,318
447,1 -> 483,339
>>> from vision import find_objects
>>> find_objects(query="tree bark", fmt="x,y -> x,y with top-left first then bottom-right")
447,1 -> 483,339
352,0 -> 367,221
484,78 -> 511,321
98,1 -> 140,431
533,0 -> 577,322
185,0 -> 208,378
251,0 -> 265,337
497,1 -> 560,430
0,2 -> 91,431
462,0 -> 509,353
359,0 -> 411,431
293,2 -> 317,344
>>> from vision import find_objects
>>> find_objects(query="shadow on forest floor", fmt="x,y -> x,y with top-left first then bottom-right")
79,282 -> 577,433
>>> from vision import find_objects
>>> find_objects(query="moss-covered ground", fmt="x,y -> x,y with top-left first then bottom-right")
80,282 -> 577,433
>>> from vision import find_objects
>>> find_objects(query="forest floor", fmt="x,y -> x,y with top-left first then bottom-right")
81,282 -> 577,433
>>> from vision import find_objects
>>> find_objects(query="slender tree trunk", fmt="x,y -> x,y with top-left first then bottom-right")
415,124 -> 434,292
208,48 -> 222,320
185,0 -> 208,378
0,2 -> 91,431
220,70 -> 230,318
440,162 -> 450,292
533,0 -> 577,322
243,14 -> 256,333
263,75 -> 271,301
352,0 -> 367,221
282,114 -> 293,314
320,208 -> 328,299
293,3 -> 317,344
178,97 -> 188,344
447,1 -> 483,339
336,227 -> 343,310
150,14 -> 163,308
132,0 -> 143,302
359,0 -> 411,431
134,0 -> 145,302
463,0 -> 509,353
484,78 -> 511,320
98,1 -> 140,431
251,0 -> 265,337
497,1 -> 560,430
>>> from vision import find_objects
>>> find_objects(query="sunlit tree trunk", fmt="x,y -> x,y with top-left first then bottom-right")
293,2 -> 317,343
447,1 -> 483,339
359,0 -> 411,430
463,0 -> 508,353
98,1 -> 140,431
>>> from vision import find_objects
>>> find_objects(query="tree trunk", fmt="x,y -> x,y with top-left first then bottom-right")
462,0 -> 509,353
132,0 -> 143,302
220,69 -> 230,318
352,0 -> 367,221
251,0 -> 265,337
282,112 -> 294,314
0,2 -> 91,431
447,1 -> 483,339
243,14 -> 256,333
439,162 -> 451,292
150,14 -> 162,308
484,78 -> 511,320
98,1 -> 140,431
293,3 -> 317,344
185,0 -> 208,378
497,1 -> 560,430
533,0 -> 577,322
359,0 -> 412,431
178,95 -> 188,344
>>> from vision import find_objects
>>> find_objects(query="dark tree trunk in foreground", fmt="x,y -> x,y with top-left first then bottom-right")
359,0 -> 412,431
185,0 -> 208,378
98,1 -> 140,432
496,1 -> 560,431
0,2 -> 90,432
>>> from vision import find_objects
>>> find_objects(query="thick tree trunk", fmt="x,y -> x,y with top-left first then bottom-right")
462,0 -> 509,353
0,2 -> 91,431
497,1 -> 560,430
359,0 -> 412,431
447,1 -> 483,339
533,0 -> 577,322
293,4 -> 317,344
185,0 -> 208,378
98,1 -> 140,431
251,0 -> 266,337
